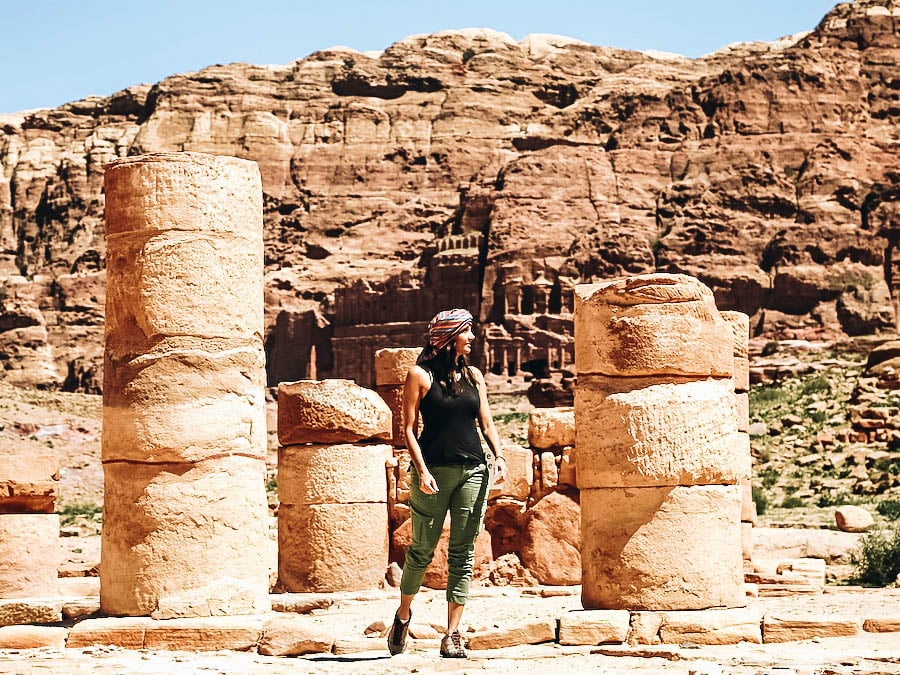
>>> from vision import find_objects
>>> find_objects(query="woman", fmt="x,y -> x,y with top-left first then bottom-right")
388,308 -> 507,659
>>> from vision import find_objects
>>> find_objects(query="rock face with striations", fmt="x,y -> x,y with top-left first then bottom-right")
1,1 -> 898,390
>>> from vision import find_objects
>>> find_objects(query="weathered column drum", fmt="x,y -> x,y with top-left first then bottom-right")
100,152 -> 270,618
575,274 -> 749,610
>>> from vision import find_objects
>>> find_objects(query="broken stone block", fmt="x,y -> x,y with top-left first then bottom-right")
581,485 -> 745,610
258,615 -> 334,656
528,407 -> 575,450
0,514 -> 59,598
0,598 -> 63,628
100,457 -> 271,618
628,612 -> 664,645
66,616 -> 151,649
409,623 -> 441,639
277,379 -> 392,445
0,449 -> 59,513
62,599 -> 100,621
141,616 -> 265,651
466,618 -> 556,650
519,490 -> 580,585
491,444 -> 532,500
375,385 -> 406,447
834,505 -> 874,532
763,615 -> 861,642
558,610 -> 630,645
0,625 -> 67,649
574,274 -> 733,378
658,606 -> 762,644
576,377 -> 748,488
279,502 -> 388,592
269,594 -> 333,614
374,347 -> 419,387
332,637 -> 389,654
558,446 -> 576,487
278,443 -> 391,505
775,558 -> 826,589
540,452 -> 558,490
863,618 -> 900,632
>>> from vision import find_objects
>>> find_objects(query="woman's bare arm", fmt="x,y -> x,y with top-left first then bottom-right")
402,365 -> 439,494
471,366 -> 507,483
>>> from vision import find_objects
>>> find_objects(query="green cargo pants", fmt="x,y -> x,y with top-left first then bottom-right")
399,463 -> 489,604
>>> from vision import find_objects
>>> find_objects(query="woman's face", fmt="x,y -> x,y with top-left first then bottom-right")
453,326 -> 475,357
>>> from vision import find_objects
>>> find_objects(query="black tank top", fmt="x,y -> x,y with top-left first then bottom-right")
417,370 -> 485,467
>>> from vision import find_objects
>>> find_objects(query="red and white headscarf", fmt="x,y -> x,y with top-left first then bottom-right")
416,308 -> 473,364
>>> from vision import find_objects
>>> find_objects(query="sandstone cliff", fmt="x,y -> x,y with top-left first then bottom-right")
1,0 -> 898,390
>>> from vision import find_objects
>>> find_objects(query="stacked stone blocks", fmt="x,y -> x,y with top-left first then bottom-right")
277,379 -> 392,592
100,153 -> 271,618
0,449 -> 61,626
575,274 -> 750,610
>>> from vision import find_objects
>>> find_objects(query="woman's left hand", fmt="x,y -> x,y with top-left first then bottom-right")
494,457 -> 508,484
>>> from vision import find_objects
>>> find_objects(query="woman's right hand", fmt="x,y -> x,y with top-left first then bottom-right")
419,470 -> 440,495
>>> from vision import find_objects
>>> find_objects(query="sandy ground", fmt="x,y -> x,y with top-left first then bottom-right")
1,586 -> 899,674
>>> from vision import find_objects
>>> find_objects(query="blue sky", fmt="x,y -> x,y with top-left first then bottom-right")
2,0 -> 840,114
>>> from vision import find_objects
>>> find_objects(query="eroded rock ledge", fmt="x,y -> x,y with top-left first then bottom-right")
1,1 -> 898,390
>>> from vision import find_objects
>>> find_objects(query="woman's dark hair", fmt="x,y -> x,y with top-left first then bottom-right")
422,342 -> 477,396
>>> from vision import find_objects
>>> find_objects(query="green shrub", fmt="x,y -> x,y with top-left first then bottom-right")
873,456 -> 900,475
809,410 -> 828,424
817,491 -> 854,508
759,466 -> 780,488
751,485 -> 769,515
751,385 -> 785,405
851,524 -> 900,587
58,502 -> 102,527
761,341 -> 779,357
493,412 -> 529,424
462,48 -> 476,64
876,499 -> 900,520
781,495 -> 805,509
799,375 -> 832,397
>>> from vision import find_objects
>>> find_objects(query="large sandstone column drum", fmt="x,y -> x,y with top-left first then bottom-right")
277,379 -> 392,592
575,274 -> 749,610
100,152 -> 271,618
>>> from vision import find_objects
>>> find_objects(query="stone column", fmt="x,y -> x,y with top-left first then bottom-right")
277,379 -> 392,592
374,347 -> 420,448
100,152 -> 270,618
0,449 -> 60,613
575,274 -> 749,610
722,310 -> 755,565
